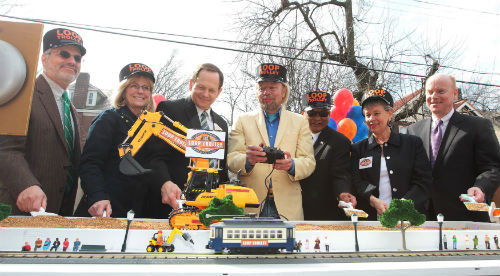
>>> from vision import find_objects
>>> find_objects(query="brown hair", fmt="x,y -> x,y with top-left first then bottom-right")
191,63 -> 224,89
114,75 -> 155,112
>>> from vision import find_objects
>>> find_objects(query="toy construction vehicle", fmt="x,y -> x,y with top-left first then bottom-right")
146,228 -> 194,253
118,111 -> 259,230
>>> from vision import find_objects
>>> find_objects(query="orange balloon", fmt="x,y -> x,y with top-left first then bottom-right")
337,118 -> 357,140
352,99 -> 359,106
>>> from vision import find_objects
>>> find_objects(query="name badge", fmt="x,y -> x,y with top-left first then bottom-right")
359,156 -> 373,169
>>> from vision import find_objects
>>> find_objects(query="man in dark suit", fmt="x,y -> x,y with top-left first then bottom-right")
0,28 -> 85,215
300,91 -> 357,220
150,63 -> 228,211
408,74 -> 500,221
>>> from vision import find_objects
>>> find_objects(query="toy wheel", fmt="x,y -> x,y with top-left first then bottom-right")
146,245 -> 154,252
158,246 -> 164,253
167,245 -> 175,252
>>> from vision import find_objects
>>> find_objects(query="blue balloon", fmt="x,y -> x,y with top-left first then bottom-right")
328,117 -> 338,130
352,122 -> 369,143
346,105 -> 364,126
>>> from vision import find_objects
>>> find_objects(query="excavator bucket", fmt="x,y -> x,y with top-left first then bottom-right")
119,152 -> 152,176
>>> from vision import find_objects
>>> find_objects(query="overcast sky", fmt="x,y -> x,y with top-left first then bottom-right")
2,0 -> 499,99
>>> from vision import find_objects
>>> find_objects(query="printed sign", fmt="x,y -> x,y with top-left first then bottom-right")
241,240 -> 269,247
185,129 -> 226,159
359,156 -> 373,169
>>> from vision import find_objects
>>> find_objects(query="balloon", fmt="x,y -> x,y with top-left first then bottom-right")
346,105 -> 364,126
329,106 -> 346,123
328,117 -> 337,130
153,94 -> 166,109
352,99 -> 360,106
337,118 -> 357,141
333,88 -> 354,114
352,122 -> 369,143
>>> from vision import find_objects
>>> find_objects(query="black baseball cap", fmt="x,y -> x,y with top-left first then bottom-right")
304,91 -> 332,111
119,63 -> 155,83
361,89 -> 394,108
43,28 -> 86,56
256,63 -> 287,83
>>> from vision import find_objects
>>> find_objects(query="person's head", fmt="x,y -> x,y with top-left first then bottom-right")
256,63 -> 289,114
42,28 -> 86,89
189,63 -> 223,110
361,89 -> 394,137
425,74 -> 458,119
304,91 -> 332,134
114,63 -> 155,115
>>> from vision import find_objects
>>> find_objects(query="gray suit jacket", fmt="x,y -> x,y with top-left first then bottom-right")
0,75 -> 81,215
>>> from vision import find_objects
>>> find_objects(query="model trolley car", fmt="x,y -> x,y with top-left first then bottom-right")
207,217 -> 296,254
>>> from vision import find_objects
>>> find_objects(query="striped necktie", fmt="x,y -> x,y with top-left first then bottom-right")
62,91 -> 74,193
200,111 -> 217,168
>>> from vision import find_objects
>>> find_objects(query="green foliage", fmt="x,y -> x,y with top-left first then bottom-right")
199,195 -> 244,227
0,203 -> 12,221
380,199 -> 426,228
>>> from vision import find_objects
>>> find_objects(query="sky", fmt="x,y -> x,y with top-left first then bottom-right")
1,0 -> 499,113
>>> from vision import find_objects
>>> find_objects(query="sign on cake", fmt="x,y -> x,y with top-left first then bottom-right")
185,129 -> 226,159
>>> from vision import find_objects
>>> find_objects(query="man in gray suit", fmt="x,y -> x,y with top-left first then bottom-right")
0,28 -> 85,215
408,74 -> 500,221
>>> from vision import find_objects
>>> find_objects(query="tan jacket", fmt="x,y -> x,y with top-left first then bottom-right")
228,108 -> 315,220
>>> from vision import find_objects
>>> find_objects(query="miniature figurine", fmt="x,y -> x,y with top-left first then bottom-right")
484,234 -> 490,249
452,235 -> 457,250
305,239 -> 310,250
42,238 -> 51,251
494,235 -> 499,249
21,242 -> 31,251
314,237 -> 320,252
63,238 -> 69,252
443,234 -> 448,250
324,236 -> 331,252
465,234 -> 470,249
73,238 -> 81,252
34,238 -> 43,252
473,235 -> 478,249
295,240 -> 302,252
50,238 -> 60,251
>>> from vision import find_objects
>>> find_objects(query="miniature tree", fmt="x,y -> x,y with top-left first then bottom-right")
0,203 -> 11,221
199,195 -> 244,227
380,199 -> 426,250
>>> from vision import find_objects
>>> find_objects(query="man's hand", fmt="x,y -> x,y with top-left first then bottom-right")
246,144 -> 267,165
16,185 -> 46,213
338,193 -> 357,208
464,187 -> 485,203
88,200 -> 112,217
369,195 -> 388,215
274,150 -> 292,171
161,180 -> 182,209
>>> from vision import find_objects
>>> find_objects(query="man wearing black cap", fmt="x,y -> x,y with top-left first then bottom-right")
150,63 -> 228,210
0,28 -> 85,215
300,91 -> 357,220
227,63 -> 315,221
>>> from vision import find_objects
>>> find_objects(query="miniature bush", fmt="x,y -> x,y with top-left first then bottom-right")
199,195 -> 244,226
0,203 -> 12,221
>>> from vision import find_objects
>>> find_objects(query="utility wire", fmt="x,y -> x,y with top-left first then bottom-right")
409,0 -> 500,16
1,14 -> 499,88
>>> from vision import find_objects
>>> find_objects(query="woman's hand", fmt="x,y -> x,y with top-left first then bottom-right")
369,195 -> 388,215
88,200 -> 112,217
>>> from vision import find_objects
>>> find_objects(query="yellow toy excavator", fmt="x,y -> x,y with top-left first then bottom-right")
118,111 -> 259,230
146,228 -> 194,253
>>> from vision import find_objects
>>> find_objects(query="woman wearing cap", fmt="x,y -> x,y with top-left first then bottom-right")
75,63 -> 159,218
350,89 -> 432,219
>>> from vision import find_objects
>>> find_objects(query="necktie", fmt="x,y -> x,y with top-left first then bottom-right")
62,91 -> 74,193
431,119 -> 443,166
200,111 -> 217,168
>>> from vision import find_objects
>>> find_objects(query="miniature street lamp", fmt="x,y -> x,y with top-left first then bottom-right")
437,213 -> 444,251
351,213 -> 359,252
121,210 -> 135,252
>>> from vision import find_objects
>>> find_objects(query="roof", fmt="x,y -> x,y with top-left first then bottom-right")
393,89 -> 421,112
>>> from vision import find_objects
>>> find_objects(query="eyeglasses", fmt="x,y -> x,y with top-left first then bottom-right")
56,50 -> 82,63
307,109 -> 330,117
129,83 -> 151,92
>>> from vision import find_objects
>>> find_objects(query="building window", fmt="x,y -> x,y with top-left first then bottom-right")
87,91 -> 97,106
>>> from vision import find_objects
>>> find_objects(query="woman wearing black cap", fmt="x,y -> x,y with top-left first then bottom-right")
75,63 -> 160,218
350,89 -> 432,219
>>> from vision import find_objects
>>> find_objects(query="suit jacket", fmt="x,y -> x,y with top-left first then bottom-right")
408,111 -> 500,221
0,75 -> 81,215
227,107 -> 315,220
149,97 -> 229,204
300,127 -> 352,220
350,132 -> 431,219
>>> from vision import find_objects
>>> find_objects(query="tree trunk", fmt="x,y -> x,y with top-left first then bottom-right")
400,221 -> 407,251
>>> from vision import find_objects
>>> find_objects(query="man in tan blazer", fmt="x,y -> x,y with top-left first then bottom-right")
228,63 -> 315,220
0,28 -> 84,215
